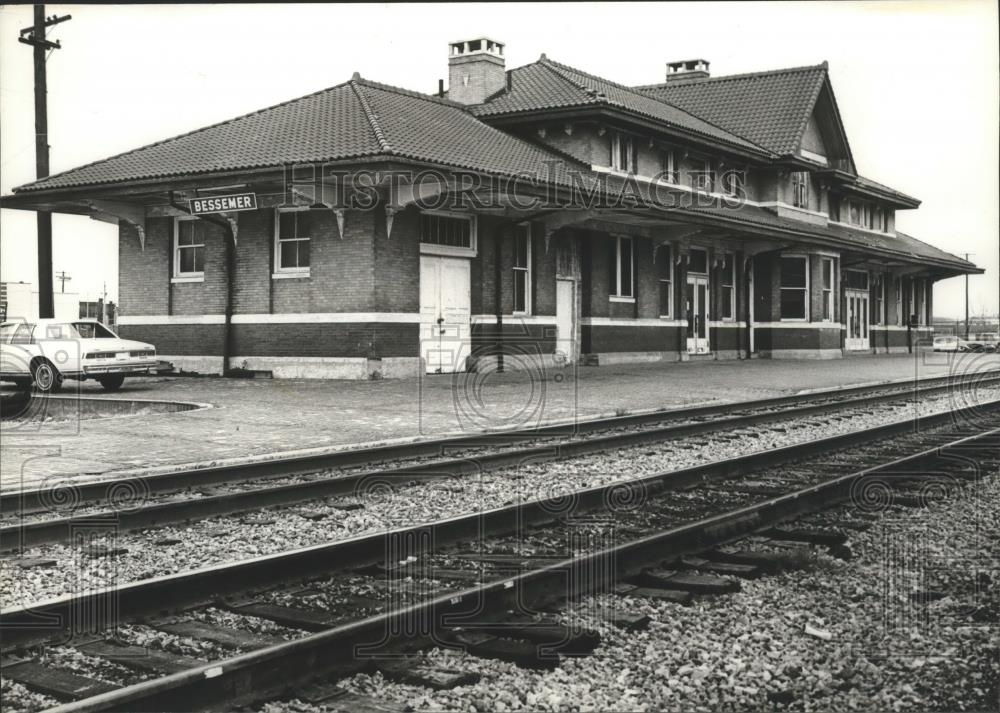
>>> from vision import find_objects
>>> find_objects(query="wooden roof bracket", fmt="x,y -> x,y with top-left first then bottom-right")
87,199 -> 146,250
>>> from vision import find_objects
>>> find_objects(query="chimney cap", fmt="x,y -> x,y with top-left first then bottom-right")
449,37 -> 505,58
666,59 -> 711,75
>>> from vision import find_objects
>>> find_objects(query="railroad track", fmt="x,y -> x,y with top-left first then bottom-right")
2,369 -> 998,551
1,400 -> 997,712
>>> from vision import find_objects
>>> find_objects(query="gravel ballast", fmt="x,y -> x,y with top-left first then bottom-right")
329,466 -> 1000,712
3,389 -> 998,606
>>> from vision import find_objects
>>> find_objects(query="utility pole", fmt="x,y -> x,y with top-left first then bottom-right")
55,270 -> 71,293
18,6 -> 71,319
963,252 -> 974,340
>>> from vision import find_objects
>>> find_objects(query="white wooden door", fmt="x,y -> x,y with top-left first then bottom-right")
845,290 -> 870,351
555,279 -> 576,364
686,275 -> 710,354
420,256 -> 471,373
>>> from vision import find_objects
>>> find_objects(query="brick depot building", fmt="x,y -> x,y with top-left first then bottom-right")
3,40 -> 981,378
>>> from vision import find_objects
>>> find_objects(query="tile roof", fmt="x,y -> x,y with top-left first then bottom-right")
470,57 -> 768,155
636,64 -> 828,155
677,203 -> 976,271
13,78 -> 589,194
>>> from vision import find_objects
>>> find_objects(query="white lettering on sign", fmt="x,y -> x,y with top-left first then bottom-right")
189,193 -> 258,214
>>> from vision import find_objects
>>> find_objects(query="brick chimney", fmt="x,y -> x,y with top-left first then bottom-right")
448,38 -> 505,104
665,59 -> 710,81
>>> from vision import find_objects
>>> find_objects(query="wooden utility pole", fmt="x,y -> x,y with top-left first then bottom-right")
55,270 -> 71,293
18,6 -> 71,319
963,252 -> 973,340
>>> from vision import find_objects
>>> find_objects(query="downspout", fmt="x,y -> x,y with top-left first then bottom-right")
169,191 -> 236,377
494,226 -> 504,373
743,256 -> 752,359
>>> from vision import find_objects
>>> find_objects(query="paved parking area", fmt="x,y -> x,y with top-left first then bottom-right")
2,351 -> 998,490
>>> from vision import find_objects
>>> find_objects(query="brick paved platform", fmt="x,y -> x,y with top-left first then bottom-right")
2,351 -> 998,491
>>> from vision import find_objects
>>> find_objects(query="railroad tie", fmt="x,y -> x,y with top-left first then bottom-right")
77,640 -> 206,675
376,658 -> 481,690
441,629 -> 560,670
220,601 -> 342,632
1,661 -> 116,701
154,619 -> 288,650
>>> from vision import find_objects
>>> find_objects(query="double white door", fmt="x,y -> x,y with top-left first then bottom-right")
845,289 -> 870,351
419,256 -> 471,373
686,275 -> 710,354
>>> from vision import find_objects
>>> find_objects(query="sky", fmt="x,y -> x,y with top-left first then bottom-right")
1,1 -> 997,318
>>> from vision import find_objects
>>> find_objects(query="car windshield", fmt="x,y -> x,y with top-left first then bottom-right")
0,323 -> 17,343
40,322 -> 118,340
72,321 -> 118,339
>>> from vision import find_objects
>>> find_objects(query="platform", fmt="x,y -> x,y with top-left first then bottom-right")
2,351 -> 997,491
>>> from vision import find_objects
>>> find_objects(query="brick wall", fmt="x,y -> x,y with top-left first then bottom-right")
119,220 -> 169,316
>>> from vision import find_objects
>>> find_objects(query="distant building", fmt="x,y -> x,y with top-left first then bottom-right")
0,282 -> 115,327
0,282 -> 80,322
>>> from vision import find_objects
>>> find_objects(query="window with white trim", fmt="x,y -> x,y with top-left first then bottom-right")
174,219 -> 205,277
660,149 -> 678,184
779,255 -> 809,320
657,243 -> 673,317
849,200 -> 861,226
274,209 -> 311,273
609,236 -> 635,299
871,273 -> 884,325
895,277 -> 902,325
512,224 -> 532,314
611,132 -> 636,173
821,257 -> 835,321
690,157 -> 713,192
420,212 -> 476,252
720,253 -> 735,320
722,170 -> 745,198
791,172 -> 809,209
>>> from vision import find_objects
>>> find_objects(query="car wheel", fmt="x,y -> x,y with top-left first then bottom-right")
98,375 -> 126,392
32,360 -> 63,394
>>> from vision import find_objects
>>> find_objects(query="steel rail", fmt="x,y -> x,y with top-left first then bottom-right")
3,371 -> 998,550
3,368 -> 997,517
41,423 -> 1000,713
4,398 -> 998,650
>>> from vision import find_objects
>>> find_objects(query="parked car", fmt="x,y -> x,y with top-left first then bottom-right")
933,335 -> 960,352
0,319 -> 157,393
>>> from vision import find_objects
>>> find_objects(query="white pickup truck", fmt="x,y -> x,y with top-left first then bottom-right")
0,319 -> 157,392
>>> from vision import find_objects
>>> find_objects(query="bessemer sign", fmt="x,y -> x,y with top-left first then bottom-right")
189,193 -> 258,214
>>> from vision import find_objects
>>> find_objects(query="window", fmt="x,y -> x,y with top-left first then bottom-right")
720,254 -> 735,320
690,158 -> 713,192
779,256 -> 809,320
880,209 -> 891,232
660,149 -> 678,184
687,248 -> 708,275
275,209 -> 311,273
512,224 -> 531,314
174,219 -> 205,277
657,244 -> 673,317
611,132 -> 636,173
821,257 -> 835,321
849,200 -> 860,226
867,206 -> 878,231
871,274 -> 884,325
792,172 -> 809,209
722,170 -> 745,198
895,277 -> 902,325
10,323 -> 33,344
609,236 -> 635,299
72,321 -> 116,339
420,212 -> 476,253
